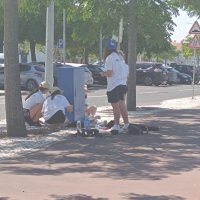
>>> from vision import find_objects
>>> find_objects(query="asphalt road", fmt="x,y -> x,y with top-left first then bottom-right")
87,83 -> 200,107
0,84 -> 200,120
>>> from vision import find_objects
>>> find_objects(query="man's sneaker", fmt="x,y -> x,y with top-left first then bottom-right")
120,124 -> 129,133
110,124 -> 120,135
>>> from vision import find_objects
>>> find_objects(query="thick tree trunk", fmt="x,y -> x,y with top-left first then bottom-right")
4,0 -> 27,137
30,40 -> 36,62
127,0 -> 137,111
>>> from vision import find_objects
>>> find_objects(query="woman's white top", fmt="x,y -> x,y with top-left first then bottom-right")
104,52 -> 129,91
42,94 -> 70,121
23,90 -> 45,110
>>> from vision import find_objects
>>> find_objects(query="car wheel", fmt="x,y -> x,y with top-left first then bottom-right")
143,76 -> 153,86
26,79 -> 38,91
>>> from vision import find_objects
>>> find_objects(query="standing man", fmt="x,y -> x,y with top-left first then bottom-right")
100,39 -> 129,133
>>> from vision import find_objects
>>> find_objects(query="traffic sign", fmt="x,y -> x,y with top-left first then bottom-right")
189,35 -> 200,48
189,21 -> 200,34
58,39 -> 63,48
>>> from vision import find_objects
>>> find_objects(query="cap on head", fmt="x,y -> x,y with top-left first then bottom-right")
49,86 -> 63,94
39,81 -> 50,90
106,39 -> 117,50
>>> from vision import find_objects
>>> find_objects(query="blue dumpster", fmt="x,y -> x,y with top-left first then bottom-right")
56,66 -> 85,122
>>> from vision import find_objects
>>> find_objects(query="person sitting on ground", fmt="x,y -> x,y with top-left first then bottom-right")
23,81 -> 50,126
41,86 -> 73,125
84,84 -> 97,119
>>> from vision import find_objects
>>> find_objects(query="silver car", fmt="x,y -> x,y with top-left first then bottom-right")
61,62 -> 94,85
0,63 -> 45,91
0,53 -> 4,67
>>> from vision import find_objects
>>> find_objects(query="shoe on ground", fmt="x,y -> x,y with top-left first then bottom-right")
120,124 -> 129,133
110,124 -> 120,135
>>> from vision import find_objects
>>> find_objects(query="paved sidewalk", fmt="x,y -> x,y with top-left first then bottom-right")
0,96 -> 200,199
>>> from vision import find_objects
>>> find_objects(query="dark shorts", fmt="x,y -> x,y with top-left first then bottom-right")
46,110 -> 65,124
107,85 -> 128,103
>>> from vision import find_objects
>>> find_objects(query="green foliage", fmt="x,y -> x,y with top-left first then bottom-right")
181,35 -> 200,58
2,0 -> 197,62
18,0 -> 47,43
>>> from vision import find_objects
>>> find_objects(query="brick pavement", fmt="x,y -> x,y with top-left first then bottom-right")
0,101 -> 200,199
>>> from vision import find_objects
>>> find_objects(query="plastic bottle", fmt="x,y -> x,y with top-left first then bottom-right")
76,120 -> 82,134
84,117 -> 90,129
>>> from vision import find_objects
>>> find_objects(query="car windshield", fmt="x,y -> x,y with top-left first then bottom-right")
34,65 -> 45,72
169,67 -> 179,73
154,64 -> 166,70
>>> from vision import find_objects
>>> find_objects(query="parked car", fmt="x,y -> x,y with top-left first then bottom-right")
0,53 -> 4,67
165,66 -> 180,85
136,62 -> 168,86
0,63 -> 45,91
170,63 -> 200,84
86,64 -> 107,84
177,71 -> 192,85
54,62 -> 94,86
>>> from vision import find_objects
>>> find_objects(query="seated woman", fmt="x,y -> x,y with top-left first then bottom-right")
41,86 -> 73,125
23,81 -> 50,126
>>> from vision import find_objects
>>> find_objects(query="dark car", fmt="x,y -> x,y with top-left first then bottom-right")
170,63 -> 200,84
86,64 -> 107,84
165,66 -> 180,85
177,72 -> 192,85
136,62 -> 168,86
166,67 -> 192,85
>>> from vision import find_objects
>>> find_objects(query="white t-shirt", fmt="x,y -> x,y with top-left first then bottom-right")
104,52 -> 129,91
23,90 -> 45,110
42,94 -> 70,121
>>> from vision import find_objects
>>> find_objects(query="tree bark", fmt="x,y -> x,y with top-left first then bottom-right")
4,0 -> 27,137
127,0 -> 137,111
84,47 -> 89,64
30,40 -> 36,63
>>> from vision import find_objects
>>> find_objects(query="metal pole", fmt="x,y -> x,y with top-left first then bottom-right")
192,48 -> 196,99
45,0 -> 54,87
63,9 -> 66,64
99,29 -> 102,66
118,17 -> 123,50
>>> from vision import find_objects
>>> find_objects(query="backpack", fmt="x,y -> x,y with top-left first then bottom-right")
128,124 -> 144,135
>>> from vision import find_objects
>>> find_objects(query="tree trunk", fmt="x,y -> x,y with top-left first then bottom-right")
30,40 -> 36,63
4,0 -> 27,137
127,0 -> 137,111
84,47 -> 89,64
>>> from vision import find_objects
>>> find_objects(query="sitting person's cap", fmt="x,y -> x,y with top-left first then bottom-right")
39,81 -> 50,89
49,86 -> 63,94
106,39 -> 117,50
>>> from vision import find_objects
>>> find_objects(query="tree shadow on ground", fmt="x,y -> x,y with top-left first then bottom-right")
1,108 -> 200,182
48,193 -> 185,200
49,194 -> 108,200
122,193 -> 185,200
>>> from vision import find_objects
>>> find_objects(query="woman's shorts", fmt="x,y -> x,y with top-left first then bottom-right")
107,85 -> 128,103
46,110 -> 65,124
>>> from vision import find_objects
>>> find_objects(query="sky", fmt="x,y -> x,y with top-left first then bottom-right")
171,10 -> 198,42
